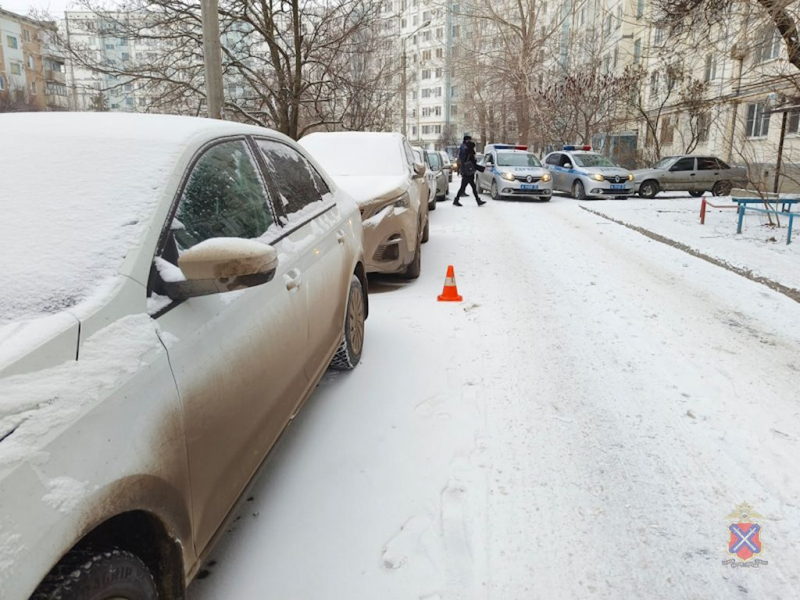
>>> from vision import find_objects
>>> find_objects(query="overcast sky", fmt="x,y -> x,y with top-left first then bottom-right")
1,0 -> 78,18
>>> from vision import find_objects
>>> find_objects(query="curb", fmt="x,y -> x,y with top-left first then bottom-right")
580,205 -> 800,305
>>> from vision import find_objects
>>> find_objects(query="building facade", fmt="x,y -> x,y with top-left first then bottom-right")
0,7 -> 68,111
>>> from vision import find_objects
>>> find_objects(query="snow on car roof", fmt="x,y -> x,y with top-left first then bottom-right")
300,132 -> 408,178
0,113 -> 276,328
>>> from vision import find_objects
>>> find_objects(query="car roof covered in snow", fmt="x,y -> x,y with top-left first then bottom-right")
0,113 -> 287,329
300,131 -> 408,177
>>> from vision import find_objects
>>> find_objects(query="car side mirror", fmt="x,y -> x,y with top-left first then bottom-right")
413,162 -> 426,178
563,162 -> 572,169
163,238 -> 278,301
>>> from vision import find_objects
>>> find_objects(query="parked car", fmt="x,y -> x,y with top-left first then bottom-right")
478,144 -> 553,201
438,150 -> 453,183
544,145 -> 635,199
426,150 -> 449,202
633,155 -> 747,198
0,113 -> 368,600
412,146 -> 438,212
301,132 -> 428,278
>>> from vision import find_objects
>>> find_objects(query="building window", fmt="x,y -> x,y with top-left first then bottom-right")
452,25 -> 460,37
613,47 -> 619,70
28,55 -> 35,69
756,27 -> 781,63
660,115 -> 675,145
704,54 -> 716,82
434,125 -> 442,134
30,81 -> 37,95
451,104 -> 458,115
412,126 -> 417,136
633,38 -> 641,64
451,85 -> 458,97
436,27 -> 444,39
23,29 -> 31,42
422,69 -> 431,79
10,63 -> 22,75
787,109 -> 800,135
649,71 -> 659,98
654,28 -> 663,45
423,10 -> 431,21
637,0 -> 645,18
698,112 -> 711,142
413,15 -> 418,26
7,35 -> 19,49
422,88 -> 431,98
436,47 -> 444,58
423,30 -> 432,42
422,49 -> 431,60
105,43 -> 115,50
435,86 -> 442,97
616,6 -> 622,28
0,75 -> 4,90
745,102 -> 771,138
435,67 -> 443,77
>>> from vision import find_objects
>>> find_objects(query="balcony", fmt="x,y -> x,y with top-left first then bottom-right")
45,69 -> 66,84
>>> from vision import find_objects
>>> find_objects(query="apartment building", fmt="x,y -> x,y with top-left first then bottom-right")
389,0 -> 466,151
0,7 -> 68,111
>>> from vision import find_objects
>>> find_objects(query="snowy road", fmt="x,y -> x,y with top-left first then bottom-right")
189,183 -> 800,600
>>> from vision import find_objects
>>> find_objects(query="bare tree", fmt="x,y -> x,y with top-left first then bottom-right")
61,0 -> 398,138
0,84 -> 41,113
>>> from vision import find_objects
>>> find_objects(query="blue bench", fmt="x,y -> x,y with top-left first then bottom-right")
737,204 -> 796,244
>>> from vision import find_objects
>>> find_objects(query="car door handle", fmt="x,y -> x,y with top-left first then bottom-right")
336,230 -> 346,244
690,173 -> 696,176
285,269 -> 302,291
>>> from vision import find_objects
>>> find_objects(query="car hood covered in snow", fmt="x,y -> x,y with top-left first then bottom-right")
331,175 -> 410,206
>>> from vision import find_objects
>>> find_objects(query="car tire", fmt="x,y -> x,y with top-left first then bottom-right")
31,548 -> 158,600
421,216 -> 430,243
572,180 -> 586,200
403,229 -> 422,279
330,275 -> 365,370
638,180 -> 659,199
689,190 -> 705,197
429,197 -> 437,211
490,180 -> 499,200
712,181 -> 732,196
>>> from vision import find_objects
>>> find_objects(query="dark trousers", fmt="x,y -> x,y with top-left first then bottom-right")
455,174 -> 480,202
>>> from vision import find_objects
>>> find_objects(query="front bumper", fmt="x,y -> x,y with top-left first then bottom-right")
361,205 -> 417,274
497,177 -> 553,198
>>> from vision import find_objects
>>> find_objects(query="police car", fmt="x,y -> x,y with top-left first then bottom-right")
543,146 -> 634,199
477,144 -> 553,201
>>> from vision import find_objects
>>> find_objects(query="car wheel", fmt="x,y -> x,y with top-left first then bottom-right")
689,190 -> 705,197
403,229 -> 422,279
572,180 -> 586,200
421,216 -> 430,243
330,275 -> 365,370
638,180 -> 659,199
429,197 -> 437,211
712,181 -> 732,196
31,548 -> 158,600
490,180 -> 499,200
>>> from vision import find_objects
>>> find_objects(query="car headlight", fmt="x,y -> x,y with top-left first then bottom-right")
541,173 -> 551,182
501,172 -> 515,181
590,173 -> 604,182
393,192 -> 410,208
628,173 -> 634,181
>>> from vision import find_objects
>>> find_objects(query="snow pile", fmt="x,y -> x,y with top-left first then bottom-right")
583,198 -> 800,293
0,314 -> 164,469
300,132 -> 407,177
42,476 -> 89,514
333,175 -> 408,205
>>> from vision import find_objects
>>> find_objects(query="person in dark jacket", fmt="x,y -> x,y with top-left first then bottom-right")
457,134 -> 472,167
453,141 -> 485,207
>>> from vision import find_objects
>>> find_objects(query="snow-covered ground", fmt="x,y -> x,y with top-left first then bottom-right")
581,196 -> 800,294
189,183 -> 800,600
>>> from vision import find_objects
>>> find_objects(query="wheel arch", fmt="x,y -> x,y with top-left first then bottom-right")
354,261 -> 369,319
74,510 -> 185,599
639,178 -> 660,197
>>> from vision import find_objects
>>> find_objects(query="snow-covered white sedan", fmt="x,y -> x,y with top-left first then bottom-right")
0,113 -> 367,599
301,132 -> 429,279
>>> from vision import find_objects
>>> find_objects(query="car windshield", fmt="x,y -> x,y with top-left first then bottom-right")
652,157 -> 677,170
0,114 -> 181,326
428,153 -> 441,169
497,152 -> 542,167
300,133 -> 407,177
572,153 -> 617,168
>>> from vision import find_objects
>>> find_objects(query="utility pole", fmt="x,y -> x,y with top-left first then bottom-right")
201,0 -> 224,119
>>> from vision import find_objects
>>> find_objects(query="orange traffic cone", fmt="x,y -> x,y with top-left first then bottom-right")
437,265 -> 463,302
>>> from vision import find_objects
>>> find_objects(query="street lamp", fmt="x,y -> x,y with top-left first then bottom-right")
401,20 -> 431,137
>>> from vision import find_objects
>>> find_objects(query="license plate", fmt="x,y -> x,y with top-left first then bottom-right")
610,184 -> 625,189
521,184 -> 538,190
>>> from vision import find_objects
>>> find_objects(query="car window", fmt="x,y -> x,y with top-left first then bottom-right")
653,157 -> 676,169
173,139 -> 274,252
497,152 -> 542,167
671,157 -> 695,171
428,153 -> 441,169
257,139 -> 328,218
403,141 -> 416,167
572,153 -> 616,167
545,153 -> 560,166
697,157 -> 720,170
560,154 -> 574,167
717,159 -> 731,169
